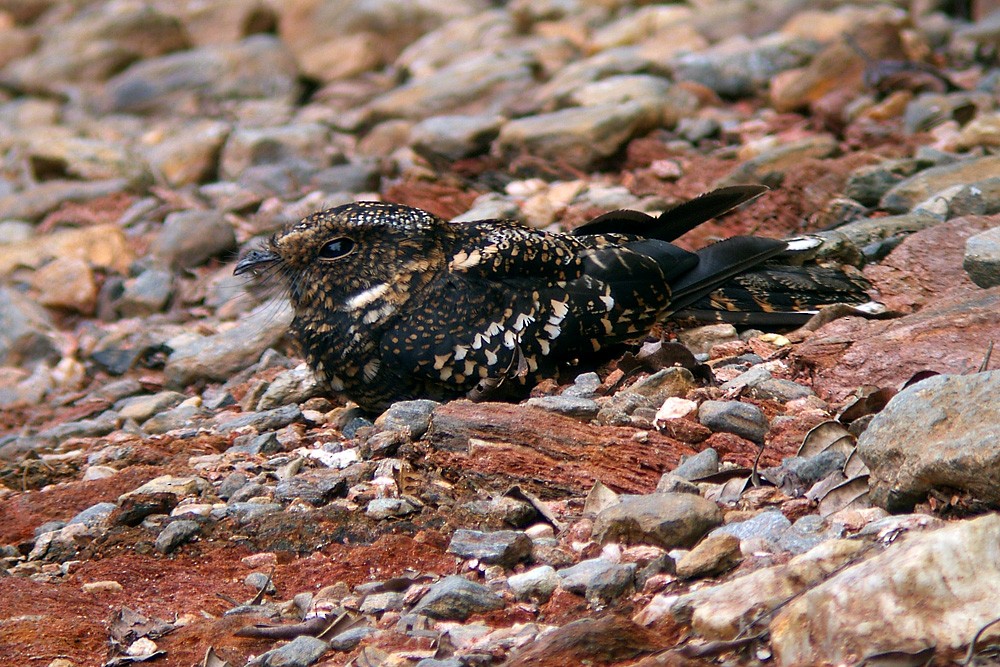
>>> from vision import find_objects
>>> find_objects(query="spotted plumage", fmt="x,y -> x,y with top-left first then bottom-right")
234,186 -> 871,411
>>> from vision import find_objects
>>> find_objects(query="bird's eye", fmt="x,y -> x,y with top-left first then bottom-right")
318,237 -> 355,260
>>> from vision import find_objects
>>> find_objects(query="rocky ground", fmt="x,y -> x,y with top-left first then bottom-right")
2,1 -> 1000,666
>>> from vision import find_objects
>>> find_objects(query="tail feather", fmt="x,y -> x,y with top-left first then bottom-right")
571,185 -> 768,241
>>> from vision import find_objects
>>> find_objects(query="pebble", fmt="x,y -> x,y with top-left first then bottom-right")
525,395 -> 600,419
507,565 -> 559,602
446,529 -> 532,568
249,634 -> 329,667
592,492 -> 723,549
412,575 -> 504,620
963,226 -> 1000,288
115,268 -> 174,317
216,405 -> 303,434
410,113 -> 505,160
117,391 -> 187,424
675,533 -> 742,579
557,558 -> 636,604
31,257 -> 98,314
672,448 -> 720,480
152,210 -> 236,269
880,154 -> 1000,214
67,503 -> 116,528
154,519 -> 201,554
698,400 -> 769,443
0,286 -> 57,366
366,497 -> 419,520
713,509 -> 791,544
373,399 -> 439,439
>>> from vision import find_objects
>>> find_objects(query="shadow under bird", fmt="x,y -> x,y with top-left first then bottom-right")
235,185 -> 870,411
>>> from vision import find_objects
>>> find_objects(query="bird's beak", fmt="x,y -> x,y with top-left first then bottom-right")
234,248 -> 280,276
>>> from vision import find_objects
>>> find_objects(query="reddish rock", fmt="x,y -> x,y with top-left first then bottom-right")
504,614 -> 662,666
793,287 -> 1000,403
422,401 -> 698,496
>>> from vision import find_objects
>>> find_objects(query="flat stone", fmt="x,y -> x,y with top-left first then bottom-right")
676,533 -> 742,579
0,286 -> 57,367
412,575 -> 504,620
220,123 -> 332,181
116,268 -> 173,317
880,155 -> 1000,214
672,448 -> 720,480
117,391 -> 187,424
122,475 -> 209,501
859,371 -> 1000,511
592,492 -> 722,549
525,395 -> 600,419
30,257 -> 98,314
497,101 -> 655,170
217,405 -> 303,434
712,509 -> 791,543
410,113 -> 505,160
557,558 -> 636,603
365,497 -> 418,520
698,400 -> 769,443
67,502 -> 117,528
446,529 -> 532,567
165,300 -> 292,387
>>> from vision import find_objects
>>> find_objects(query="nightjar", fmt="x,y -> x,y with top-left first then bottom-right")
235,186 -> 871,411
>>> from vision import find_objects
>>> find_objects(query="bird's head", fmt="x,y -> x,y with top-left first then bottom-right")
235,201 -> 450,321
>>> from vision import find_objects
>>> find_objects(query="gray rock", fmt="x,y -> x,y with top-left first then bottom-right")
410,113 -> 505,160
858,371 -> 1000,511
525,395 -> 600,419
507,565 -> 559,602
496,101 -> 655,170
359,591 -> 405,614
459,496 -> 537,528
327,625 -> 375,651
451,193 -> 521,223
749,378 -> 814,403
592,493 -> 723,549
0,179 -> 131,222
655,473 -> 700,495
250,634 -> 329,667
717,135 -> 838,188
218,473 -> 250,500
415,659 -> 463,667
366,497 -> 419,520
677,323 -> 739,356
152,210 -> 236,269
698,400 -> 769,442
964,226 -> 1000,288
446,529 -> 532,567
880,155 -> 1000,214
672,448 -> 719,481
776,515 -> 843,555
256,365 -> 321,411
367,51 -> 534,120
274,478 -> 328,506
562,372 -> 602,399
720,366 -> 772,392
35,412 -> 120,444
117,391 -> 187,424
217,405 -> 303,434
142,404 -> 211,435
102,35 -> 300,114
165,300 -> 292,387
116,268 -> 173,317
245,572 -> 277,595
912,180 -> 1000,220
672,34 -> 817,98
220,123 -> 332,181
531,47 -> 666,109
228,432 -> 282,456
1,4 -> 186,90
844,158 -> 927,207
373,399 -> 439,439
712,509 -> 791,543
0,286 -> 57,367
155,520 -> 201,554
764,451 -> 846,495
568,74 -> 697,128
225,502 -> 284,523
413,575 -> 504,620
309,160 -> 381,194
67,502 -> 117,528
557,558 -> 636,603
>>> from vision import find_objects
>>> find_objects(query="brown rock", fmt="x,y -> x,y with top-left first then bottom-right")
504,614 -> 662,666
0,224 -> 132,277
422,401 -> 698,496
592,493 -> 723,549
675,533 -> 742,579
31,257 -> 98,314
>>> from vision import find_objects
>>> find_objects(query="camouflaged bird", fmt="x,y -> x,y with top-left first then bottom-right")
234,186 -> 871,411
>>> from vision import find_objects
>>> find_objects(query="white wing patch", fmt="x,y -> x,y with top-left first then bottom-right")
345,282 -> 389,310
